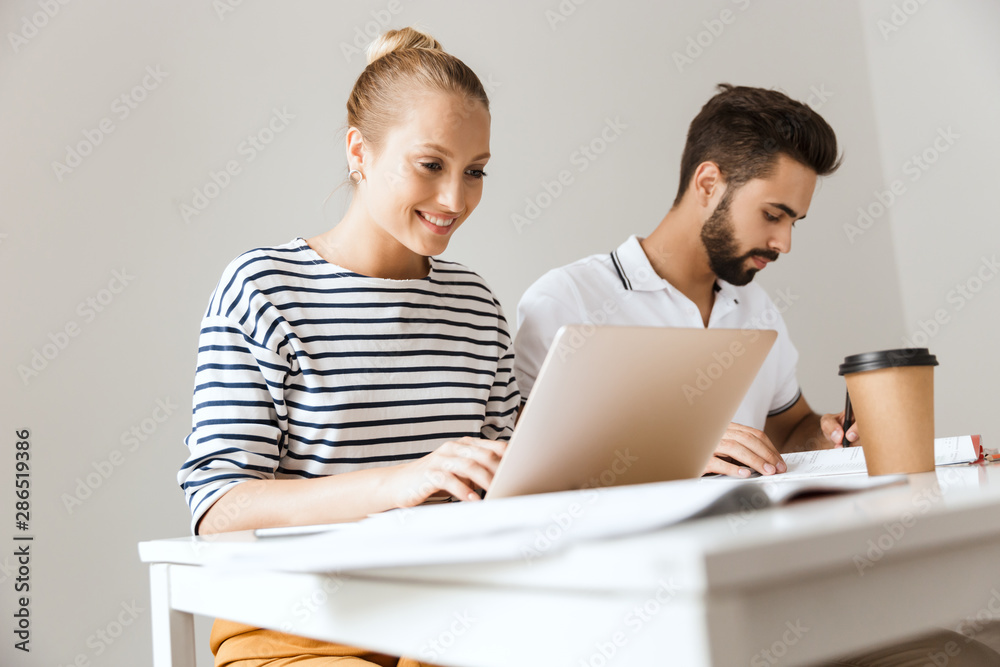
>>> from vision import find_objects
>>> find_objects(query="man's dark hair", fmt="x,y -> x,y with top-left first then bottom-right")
673,84 -> 842,206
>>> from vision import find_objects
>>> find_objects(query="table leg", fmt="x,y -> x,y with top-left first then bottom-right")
149,563 -> 197,667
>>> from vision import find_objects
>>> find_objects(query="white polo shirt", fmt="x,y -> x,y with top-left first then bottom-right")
514,235 -> 801,430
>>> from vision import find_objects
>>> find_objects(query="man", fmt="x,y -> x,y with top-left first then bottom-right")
515,84 -> 850,478
512,84 -> 1000,665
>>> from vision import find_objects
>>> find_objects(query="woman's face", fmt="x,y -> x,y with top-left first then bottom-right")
355,92 -> 491,259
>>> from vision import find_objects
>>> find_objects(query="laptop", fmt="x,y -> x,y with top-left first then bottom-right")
485,325 -> 777,499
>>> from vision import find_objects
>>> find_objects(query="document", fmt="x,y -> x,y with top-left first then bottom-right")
208,438 -> 980,573
780,447 -> 867,478
933,435 -> 983,466
779,435 -> 982,480
212,474 -> 904,574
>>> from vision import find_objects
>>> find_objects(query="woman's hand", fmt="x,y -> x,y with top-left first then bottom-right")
385,437 -> 508,509
198,437 -> 508,534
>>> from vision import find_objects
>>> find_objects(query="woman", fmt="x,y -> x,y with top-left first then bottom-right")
178,27 -> 518,666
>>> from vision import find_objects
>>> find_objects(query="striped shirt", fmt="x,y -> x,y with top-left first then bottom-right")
178,238 -> 520,533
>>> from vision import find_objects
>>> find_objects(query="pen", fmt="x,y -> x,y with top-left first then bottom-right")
841,391 -> 854,447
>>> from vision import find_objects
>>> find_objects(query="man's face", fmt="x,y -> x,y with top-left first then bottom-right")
700,154 -> 817,286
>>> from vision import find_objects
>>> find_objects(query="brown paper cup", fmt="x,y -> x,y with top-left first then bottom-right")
839,349 -> 938,476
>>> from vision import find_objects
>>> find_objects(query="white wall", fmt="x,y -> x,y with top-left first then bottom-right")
858,0 -> 1000,445
0,1 -> 992,665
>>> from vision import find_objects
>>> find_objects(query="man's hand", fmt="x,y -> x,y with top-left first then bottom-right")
821,410 -> 858,447
702,423 -> 787,477
765,396 -> 841,453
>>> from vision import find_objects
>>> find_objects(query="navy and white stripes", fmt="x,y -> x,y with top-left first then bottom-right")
178,238 -> 519,532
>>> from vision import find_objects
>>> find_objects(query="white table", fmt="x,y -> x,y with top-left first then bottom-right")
138,465 -> 1000,666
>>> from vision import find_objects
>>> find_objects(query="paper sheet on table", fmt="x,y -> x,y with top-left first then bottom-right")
214,479 -> 736,572
779,447 -> 868,478
210,474 -> 902,573
780,435 -> 979,479
933,436 -> 980,465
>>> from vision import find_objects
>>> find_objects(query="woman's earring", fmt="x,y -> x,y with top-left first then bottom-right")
348,169 -> 365,185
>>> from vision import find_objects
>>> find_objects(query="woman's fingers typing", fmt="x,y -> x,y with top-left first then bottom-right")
391,437 -> 508,507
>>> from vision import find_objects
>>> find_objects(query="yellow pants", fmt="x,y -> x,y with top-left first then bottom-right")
211,619 -> 442,667
212,618 -> 1000,667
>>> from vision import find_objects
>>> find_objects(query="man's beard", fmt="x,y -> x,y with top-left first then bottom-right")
700,191 -> 779,286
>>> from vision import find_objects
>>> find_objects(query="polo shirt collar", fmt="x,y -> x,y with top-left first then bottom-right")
611,235 -> 669,292
712,278 -> 740,314
612,235 -> 740,308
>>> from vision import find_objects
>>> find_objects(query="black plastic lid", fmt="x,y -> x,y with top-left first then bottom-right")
838,348 -> 938,375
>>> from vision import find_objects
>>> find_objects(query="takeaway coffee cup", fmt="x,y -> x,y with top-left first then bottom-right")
838,348 -> 939,476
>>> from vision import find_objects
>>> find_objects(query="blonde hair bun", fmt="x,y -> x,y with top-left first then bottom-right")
366,27 -> 443,65
347,26 -> 488,154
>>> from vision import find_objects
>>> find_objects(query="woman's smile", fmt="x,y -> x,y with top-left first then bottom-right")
417,210 -> 458,234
